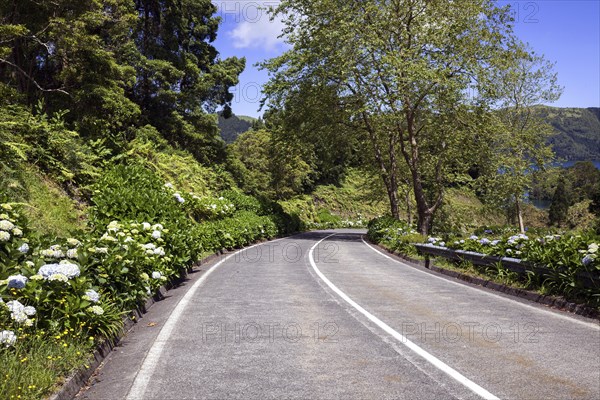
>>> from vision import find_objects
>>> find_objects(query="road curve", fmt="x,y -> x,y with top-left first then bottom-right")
78,230 -> 600,400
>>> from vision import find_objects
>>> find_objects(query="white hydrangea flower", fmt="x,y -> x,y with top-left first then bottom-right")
0,220 -> 15,231
107,221 -> 121,231
151,271 -> 162,279
151,230 -> 161,239
23,306 -> 36,316
153,247 -> 165,256
143,243 -> 156,250
0,231 -> 10,242
164,182 -> 173,189
0,330 -> 17,347
6,300 -> 28,323
58,262 -> 81,278
173,193 -> 185,203
88,305 -> 104,315
48,273 -> 69,282
40,247 -> 65,258
95,247 -> 109,254
12,228 -> 22,237
100,233 -> 117,242
66,248 -> 78,259
152,223 -> 163,231
67,238 -> 81,247
142,222 -> 151,230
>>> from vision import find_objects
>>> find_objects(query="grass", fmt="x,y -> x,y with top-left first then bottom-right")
21,167 -> 87,237
0,333 -> 92,400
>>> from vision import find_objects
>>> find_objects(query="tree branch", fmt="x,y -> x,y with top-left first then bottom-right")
0,57 -> 69,95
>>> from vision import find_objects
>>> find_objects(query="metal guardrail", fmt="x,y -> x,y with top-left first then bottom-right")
414,244 -> 599,289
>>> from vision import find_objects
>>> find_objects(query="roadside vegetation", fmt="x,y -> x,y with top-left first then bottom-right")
1,0 -> 599,398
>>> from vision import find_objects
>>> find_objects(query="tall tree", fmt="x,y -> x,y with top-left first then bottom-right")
0,0 -> 140,147
132,0 -> 245,162
548,176 -> 571,226
261,0 -> 519,234
479,46 -> 562,232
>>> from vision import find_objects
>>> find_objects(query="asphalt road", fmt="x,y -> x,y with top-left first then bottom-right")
78,230 -> 600,400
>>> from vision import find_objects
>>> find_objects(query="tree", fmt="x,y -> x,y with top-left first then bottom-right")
261,0 -> 523,234
0,0 -> 141,148
567,161 -> 600,202
479,46 -> 562,232
132,0 -> 245,162
230,128 -> 312,199
548,177 -> 571,226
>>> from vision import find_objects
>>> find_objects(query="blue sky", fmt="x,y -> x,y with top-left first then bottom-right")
211,1 -> 600,118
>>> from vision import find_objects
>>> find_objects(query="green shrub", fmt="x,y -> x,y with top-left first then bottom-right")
221,189 -> 263,214
90,163 -> 201,270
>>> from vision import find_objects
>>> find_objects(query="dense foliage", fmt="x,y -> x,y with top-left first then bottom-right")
0,0 -> 243,164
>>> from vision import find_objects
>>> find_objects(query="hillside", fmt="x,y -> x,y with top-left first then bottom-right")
538,106 -> 600,160
218,113 -> 257,143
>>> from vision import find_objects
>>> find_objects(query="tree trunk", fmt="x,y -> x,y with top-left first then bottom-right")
388,184 -> 400,219
515,194 -> 525,233
417,210 -> 432,236
405,188 -> 412,226
413,179 -> 430,235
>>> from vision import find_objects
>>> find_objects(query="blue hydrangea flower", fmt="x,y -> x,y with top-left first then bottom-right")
17,243 -> 29,253
7,274 -> 28,289
38,263 -> 80,279
479,238 -> 490,245
85,289 -> 101,303
582,255 -> 594,266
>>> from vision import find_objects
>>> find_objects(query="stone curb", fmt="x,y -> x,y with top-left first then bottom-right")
369,241 -> 600,321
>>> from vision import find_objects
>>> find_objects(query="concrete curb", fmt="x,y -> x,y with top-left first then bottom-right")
369,241 -> 600,321
47,236 -> 286,400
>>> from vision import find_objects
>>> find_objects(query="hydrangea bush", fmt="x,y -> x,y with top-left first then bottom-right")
367,216 -> 600,304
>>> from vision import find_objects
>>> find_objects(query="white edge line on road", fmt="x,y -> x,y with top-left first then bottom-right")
309,234 -> 500,400
361,236 -> 600,331
126,239 -> 283,400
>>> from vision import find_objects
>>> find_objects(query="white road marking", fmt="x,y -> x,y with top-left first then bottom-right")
309,234 -> 500,400
361,236 -> 600,331
126,239 -> 283,400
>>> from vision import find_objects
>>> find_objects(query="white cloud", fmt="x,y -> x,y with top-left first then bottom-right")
226,6 -> 286,51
